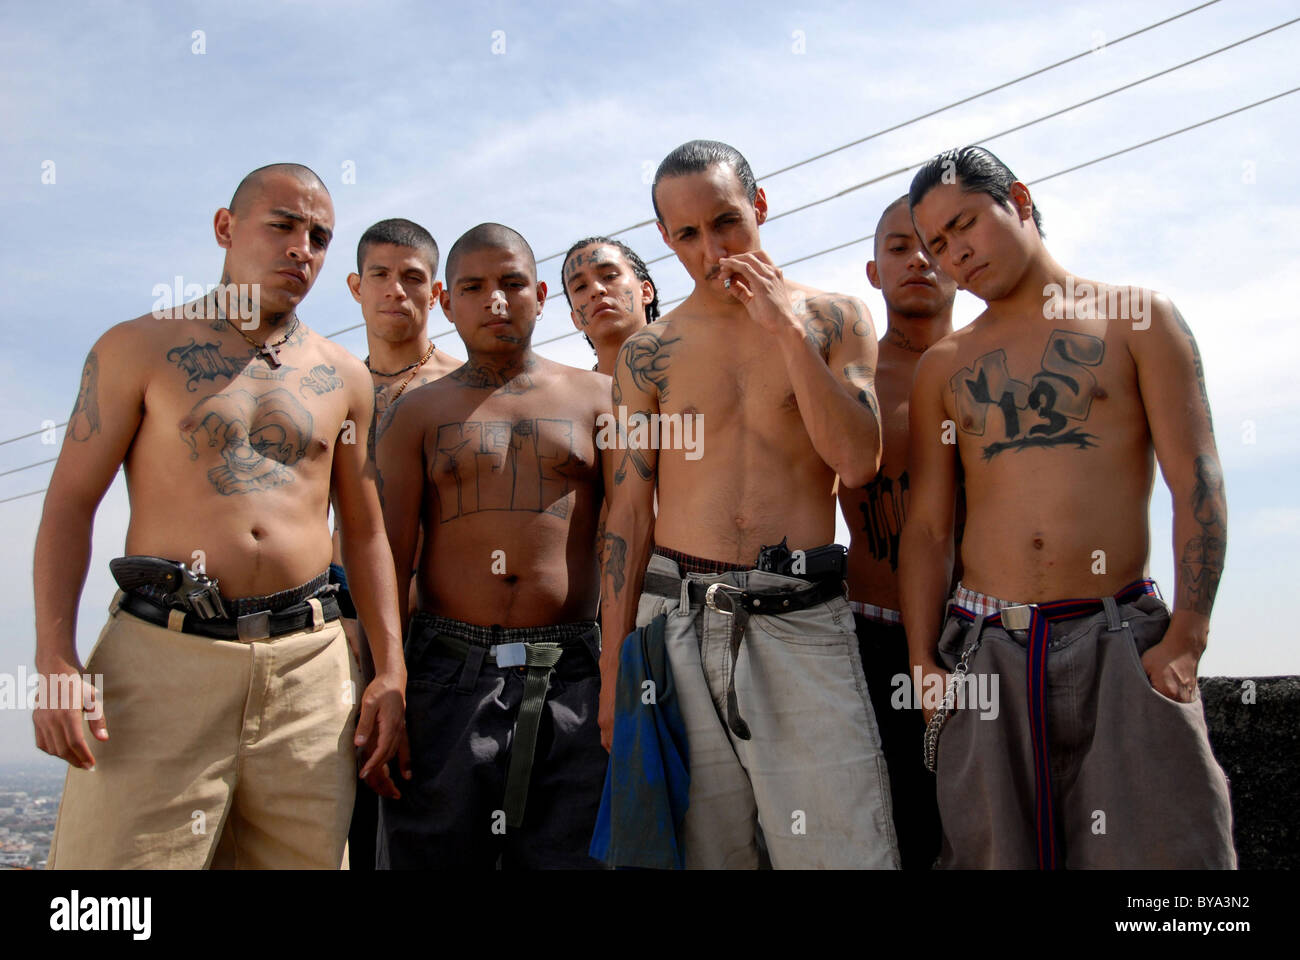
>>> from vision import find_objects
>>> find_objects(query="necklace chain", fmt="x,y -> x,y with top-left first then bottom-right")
386,342 -> 438,405
366,341 -> 435,378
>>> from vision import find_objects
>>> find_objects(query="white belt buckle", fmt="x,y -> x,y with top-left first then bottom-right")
494,642 -> 527,667
1001,604 -> 1032,631
705,582 -> 735,614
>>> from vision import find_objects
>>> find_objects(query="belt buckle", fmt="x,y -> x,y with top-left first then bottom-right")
705,582 -> 739,614
1001,604 -> 1032,631
494,642 -> 527,667
236,610 -> 271,641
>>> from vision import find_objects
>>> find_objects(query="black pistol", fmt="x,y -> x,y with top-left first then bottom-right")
109,556 -> 228,620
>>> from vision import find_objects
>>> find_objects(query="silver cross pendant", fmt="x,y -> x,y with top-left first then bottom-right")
260,341 -> 282,367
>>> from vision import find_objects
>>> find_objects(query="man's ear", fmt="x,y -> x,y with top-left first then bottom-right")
439,287 -> 453,322
347,272 -> 362,303
753,187 -> 768,226
428,281 -> 443,310
639,280 -> 655,315
536,280 -> 547,315
656,220 -> 671,247
214,208 -> 234,249
866,261 -> 882,290
1009,181 -> 1034,223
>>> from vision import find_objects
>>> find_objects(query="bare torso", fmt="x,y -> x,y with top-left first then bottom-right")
934,286 -> 1154,601
396,356 -> 607,626
647,285 -> 868,563
120,311 -> 366,597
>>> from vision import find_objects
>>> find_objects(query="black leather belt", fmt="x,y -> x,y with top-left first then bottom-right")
641,571 -> 846,740
118,590 -> 340,641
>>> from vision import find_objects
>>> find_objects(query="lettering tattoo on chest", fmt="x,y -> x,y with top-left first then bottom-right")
857,470 -> 909,572
299,363 -> 343,397
950,329 -> 1105,460
167,339 -> 293,390
68,351 -> 102,442
180,388 -> 315,495
433,418 -> 581,521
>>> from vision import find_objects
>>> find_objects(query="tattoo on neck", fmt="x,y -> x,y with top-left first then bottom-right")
450,356 -> 537,394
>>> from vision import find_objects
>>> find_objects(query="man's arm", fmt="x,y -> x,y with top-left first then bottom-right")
597,328 -> 662,751
1130,293 -> 1225,701
331,360 -> 407,788
33,326 -> 145,768
898,346 -> 960,722
719,252 -> 882,486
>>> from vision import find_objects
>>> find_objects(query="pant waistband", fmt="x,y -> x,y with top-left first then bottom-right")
118,590 -> 340,641
652,546 -> 751,577
135,570 -> 332,618
409,613 -> 596,648
951,579 -> 1160,625
849,600 -> 901,624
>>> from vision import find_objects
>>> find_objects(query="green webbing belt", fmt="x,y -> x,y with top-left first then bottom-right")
432,633 -> 565,828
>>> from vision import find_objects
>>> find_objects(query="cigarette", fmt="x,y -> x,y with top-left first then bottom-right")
723,278 -> 732,288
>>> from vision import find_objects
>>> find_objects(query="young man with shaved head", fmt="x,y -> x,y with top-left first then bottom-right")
600,140 -> 899,869
375,223 -> 611,869
902,145 -> 1234,868
33,163 -> 407,869
333,217 -> 460,870
838,195 -> 958,870
561,236 -> 659,375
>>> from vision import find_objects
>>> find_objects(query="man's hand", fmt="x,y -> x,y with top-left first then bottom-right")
33,657 -> 107,770
1140,615 -> 1207,703
914,658 -> 948,725
355,668 -> 407,786
717,251 -> 802,337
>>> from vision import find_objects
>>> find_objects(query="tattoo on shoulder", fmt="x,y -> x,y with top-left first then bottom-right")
802,296 -> 860,358
1179,453 -> 1225,616
623,330 -> 679,401
949,329 -> 1106,460
68,351 -> 102,441
300,363 -> 343,397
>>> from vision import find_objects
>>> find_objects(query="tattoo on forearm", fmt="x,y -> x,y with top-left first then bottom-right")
433,418 -> 581,521
624,331 -> 679,400
950,330 -> 1105,460
179,388 -> 314,495
843,363 -> 880,422
1179,454 -> 1225,616
857,469 -> 909,572
1173,306 -> 1214,435
68,351 -> 102,441
600,531 -> 628,598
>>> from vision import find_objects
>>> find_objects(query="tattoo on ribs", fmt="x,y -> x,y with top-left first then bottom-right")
857,470 -> 909,572
950,330 -> 1105,460
1179,454 -> 1225,616
434,418 -> 581,521
68,351 -> 102,441
180,388 -> 314,495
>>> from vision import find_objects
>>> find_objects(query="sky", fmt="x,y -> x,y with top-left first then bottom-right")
1,0 -> 1297,764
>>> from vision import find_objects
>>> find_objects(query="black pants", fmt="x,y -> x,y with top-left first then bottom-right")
855,613 -> 942,870
378,616 -> 607,869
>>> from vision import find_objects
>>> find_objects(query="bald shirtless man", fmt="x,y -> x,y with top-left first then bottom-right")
333,217 -> 460,870
561,236 -> 660,375
375,223 -> 610,869
600,140 -> 899,869
838,195 -> 958,870
901,145 -> 1234,869
33,163 -> 406,869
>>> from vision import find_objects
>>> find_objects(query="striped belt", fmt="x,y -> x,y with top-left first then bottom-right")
849,600 -> 901,624
947,578 -> 1158,870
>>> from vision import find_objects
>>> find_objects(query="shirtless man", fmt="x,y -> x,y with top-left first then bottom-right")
599,139 -> 898,869
332,217 -> 460,870
33,163 -> 406,869
838,195 -> 957,870
901,145 -> 1234,869
375,223 -> 610,869
561,236 -> 659,375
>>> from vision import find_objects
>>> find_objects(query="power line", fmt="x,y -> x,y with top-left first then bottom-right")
0,424 -> 64,447
0,458 -> 55,478
533,0 -> 1224,261
5,82 -> 1295,499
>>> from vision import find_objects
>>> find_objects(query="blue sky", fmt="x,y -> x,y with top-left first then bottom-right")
1,0 -> 1297,762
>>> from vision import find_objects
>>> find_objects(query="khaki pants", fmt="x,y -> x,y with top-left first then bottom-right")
49,600 -> 360,869
635,554 -> 899,869
933,592 -> 1236,869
